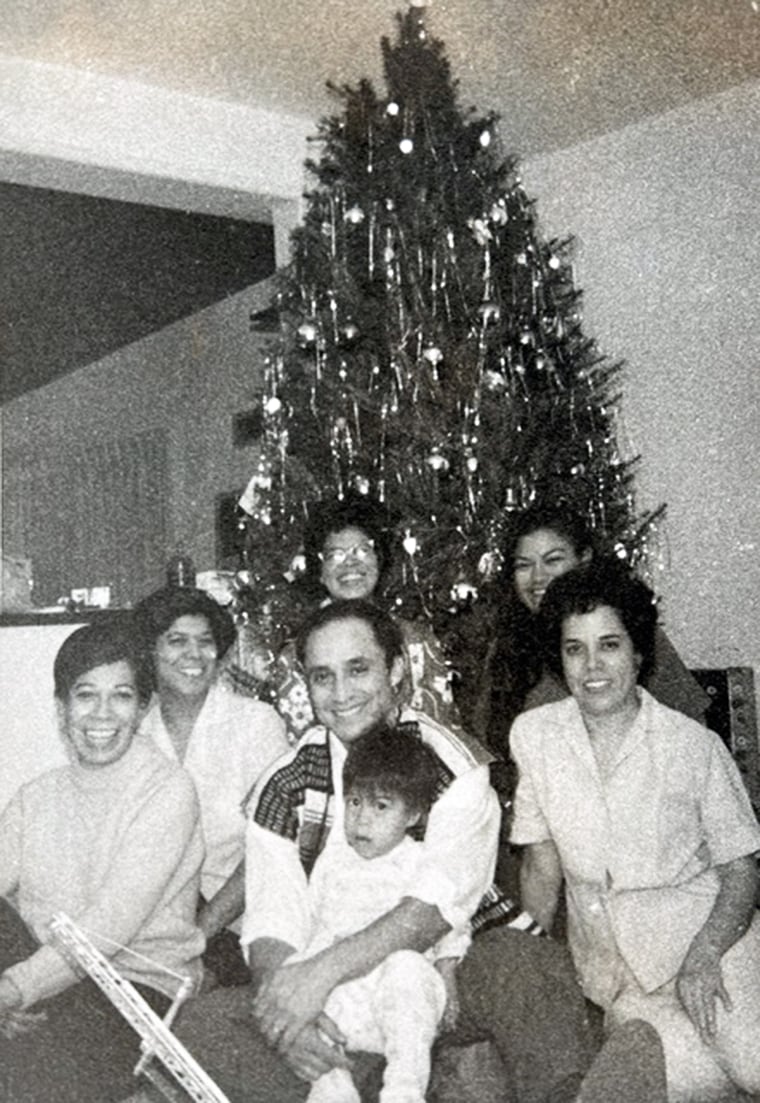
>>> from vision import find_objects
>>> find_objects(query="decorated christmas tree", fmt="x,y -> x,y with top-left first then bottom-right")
234,3 -> 661,684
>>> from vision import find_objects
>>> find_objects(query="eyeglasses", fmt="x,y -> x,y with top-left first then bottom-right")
320,541 -> 376,566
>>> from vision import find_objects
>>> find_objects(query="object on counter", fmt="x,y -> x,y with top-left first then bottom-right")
195,570 -> 236,606
166,552 -> 196,589
1,554 -> 34,612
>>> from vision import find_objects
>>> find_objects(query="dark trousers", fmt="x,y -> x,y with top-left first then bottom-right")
0,898 -> 171,1103
202,926 -> 252,988
172,926 -> 594,1103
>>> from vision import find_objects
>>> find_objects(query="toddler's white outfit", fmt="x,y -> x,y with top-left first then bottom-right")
294,835 -> 470,1103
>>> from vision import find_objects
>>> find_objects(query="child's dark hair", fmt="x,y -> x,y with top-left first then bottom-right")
343,723 -> 440,816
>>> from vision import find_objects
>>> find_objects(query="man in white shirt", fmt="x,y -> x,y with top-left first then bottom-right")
172,599 -> 593,1103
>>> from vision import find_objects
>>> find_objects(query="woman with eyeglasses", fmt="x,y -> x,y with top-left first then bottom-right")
273,493 -> 459,743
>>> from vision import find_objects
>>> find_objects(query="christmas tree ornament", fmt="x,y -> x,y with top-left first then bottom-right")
344,205 -> 365,225
297,321 -> 319,347
426,447 -> 450,474
479,129 -> 492,148
450,577 -> 478,606
477,549 -> 504,581
490,200 -> 508,226
468,217 -> 493,246
354,474 -> 371,495
478,300 -> 501,325
386,101 -> 400,116
289,552 -> 307,575
263,396 -> 282,416
399,137 -> 414,154
340,321 -> 360,343
402,530 -> 419,557
504,485 -> 521,511
483,369 -> 506,390
422,344 -> 443,364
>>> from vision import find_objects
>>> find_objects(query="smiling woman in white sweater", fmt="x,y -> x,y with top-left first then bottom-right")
0,618 -> 205,1103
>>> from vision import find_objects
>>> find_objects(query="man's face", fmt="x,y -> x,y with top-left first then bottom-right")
303,616 -> 403,746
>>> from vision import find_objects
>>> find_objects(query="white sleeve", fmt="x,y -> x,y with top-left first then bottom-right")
241,819 -> 311,956
0,790 -> 22,898
236,704 -> 291,810
509,718 -> 552,846
408,765 -> 499,931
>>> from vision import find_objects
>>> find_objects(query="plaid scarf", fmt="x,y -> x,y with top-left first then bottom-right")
253,720 -> 544,937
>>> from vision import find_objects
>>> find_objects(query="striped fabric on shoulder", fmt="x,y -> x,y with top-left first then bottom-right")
253,740 -> 334,875
403,707 -> 493,774
472,883 -> 546,938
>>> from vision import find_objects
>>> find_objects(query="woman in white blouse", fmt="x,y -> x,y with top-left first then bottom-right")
134,586 -> 288,985
510,558 -> 760,1102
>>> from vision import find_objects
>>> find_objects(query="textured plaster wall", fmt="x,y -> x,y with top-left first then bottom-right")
523,81 -> 760,682
3,279 -> 275,591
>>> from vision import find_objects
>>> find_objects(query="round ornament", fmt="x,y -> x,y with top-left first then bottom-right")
263,396 -> 282,416
483,369 -> 506,390
426,448 -> 450,474
402,531 -> 418,557
290,552 -> 307,576
297,321 -> 318,346
478,300 -> 501,326
386,101 -> 400,117
422,345 -> 443,365
399,137 -> 414,155
450,578 -> 478,606
477,550 -> 504,581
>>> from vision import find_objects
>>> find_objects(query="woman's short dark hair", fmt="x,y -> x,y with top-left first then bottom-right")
133,587 -> 237,667
503,502 -> 595,569
295,598 -> 404,670
302,493 -> 395,592
539,557 -> 658,682
54,616 -> 152,704
343,722 -> 440,816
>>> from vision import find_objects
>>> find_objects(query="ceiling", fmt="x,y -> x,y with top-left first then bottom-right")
1,0 -> 758,401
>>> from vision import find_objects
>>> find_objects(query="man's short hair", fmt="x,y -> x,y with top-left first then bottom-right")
295,599 -> 404,669
54,616 -> 152,704
343,722 -> 440,815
